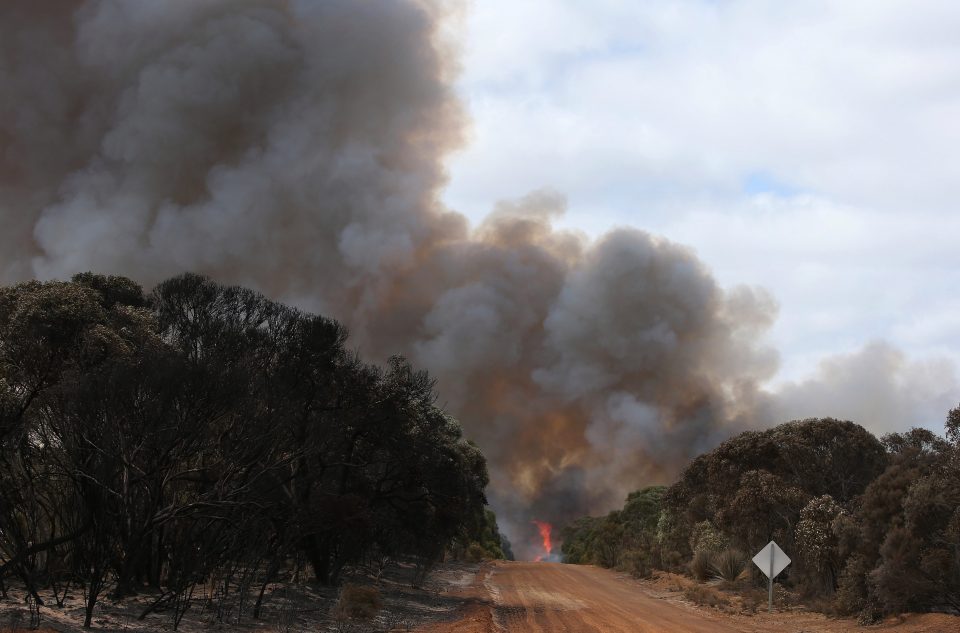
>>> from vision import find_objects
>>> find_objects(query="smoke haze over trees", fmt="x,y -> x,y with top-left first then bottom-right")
1,1 -> 957,558
0,273 -> 497,627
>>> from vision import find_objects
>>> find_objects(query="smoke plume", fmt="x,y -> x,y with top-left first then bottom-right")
2,1 -> 946,558
771,341 -> 959,436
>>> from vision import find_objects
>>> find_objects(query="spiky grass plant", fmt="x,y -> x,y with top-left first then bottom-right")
711,548 -> 748,582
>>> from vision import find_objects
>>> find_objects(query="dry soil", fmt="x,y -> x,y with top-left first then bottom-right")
415,561 -> 960,633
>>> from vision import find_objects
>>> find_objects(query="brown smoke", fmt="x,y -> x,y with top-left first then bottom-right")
0,0 -> 786,558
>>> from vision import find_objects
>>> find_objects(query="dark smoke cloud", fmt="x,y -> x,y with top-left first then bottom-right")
4,0 -> 945,559
0,0 -> 781,559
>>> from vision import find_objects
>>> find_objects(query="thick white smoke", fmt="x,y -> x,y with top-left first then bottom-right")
1,1 -> 952,558
771,341 -> 959,436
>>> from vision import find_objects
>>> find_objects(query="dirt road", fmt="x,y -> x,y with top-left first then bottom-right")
417,561 -> 959,633
479,561 -> 737,633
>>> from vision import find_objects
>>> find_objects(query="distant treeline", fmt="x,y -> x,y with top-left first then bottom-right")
0,273 -> 505,628
561,415 -> 960,620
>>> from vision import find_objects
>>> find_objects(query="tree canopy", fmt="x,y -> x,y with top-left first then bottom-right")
562,415 -> 960,620
0,273 -> 500,628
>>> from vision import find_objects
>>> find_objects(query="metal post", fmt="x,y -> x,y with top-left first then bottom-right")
768,546 -> 774,613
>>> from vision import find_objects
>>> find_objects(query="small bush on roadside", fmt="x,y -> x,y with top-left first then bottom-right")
682,583 -> 731,610
856,607 -> 883,625
334,584 -> 383,623
660,549 -> 685,571
836,559 -> 884,623
688,549 -> 715,582
621,548 -> 654,578
804,594 -> 843,617
740,589 -> 765,614
465,543 -> 487,562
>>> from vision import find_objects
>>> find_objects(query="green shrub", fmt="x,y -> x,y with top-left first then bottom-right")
689,520 -> 726,554
621,548 -> 654,578
465,542 -> 487,563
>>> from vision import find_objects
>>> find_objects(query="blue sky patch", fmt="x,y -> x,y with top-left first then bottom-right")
742,171 -> 802,197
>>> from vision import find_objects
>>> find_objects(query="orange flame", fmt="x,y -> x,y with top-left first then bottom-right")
532,520 -> 553,561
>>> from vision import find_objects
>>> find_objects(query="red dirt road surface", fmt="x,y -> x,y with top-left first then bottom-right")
416,561 -> 960,633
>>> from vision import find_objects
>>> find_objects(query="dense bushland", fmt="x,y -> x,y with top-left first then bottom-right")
0,273 -> 503,628
561,416 -> 960,620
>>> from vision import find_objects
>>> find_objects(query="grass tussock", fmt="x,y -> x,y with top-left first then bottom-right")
710,548 -> 748,582
688,549 -> 715,582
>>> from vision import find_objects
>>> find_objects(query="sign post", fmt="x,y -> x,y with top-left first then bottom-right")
752,541 -> 791,613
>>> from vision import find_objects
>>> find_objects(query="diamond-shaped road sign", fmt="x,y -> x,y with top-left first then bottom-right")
753,540 -> 791,579
753,540 -> 791,613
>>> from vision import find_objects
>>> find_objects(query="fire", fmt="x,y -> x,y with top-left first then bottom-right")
532,520 -> 553,561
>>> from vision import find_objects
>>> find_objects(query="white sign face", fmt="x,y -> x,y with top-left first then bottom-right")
752,541 -> 791,579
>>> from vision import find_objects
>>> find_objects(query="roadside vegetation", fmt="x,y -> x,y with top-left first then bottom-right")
0,273 -> 507,630
561,415 -> 960,622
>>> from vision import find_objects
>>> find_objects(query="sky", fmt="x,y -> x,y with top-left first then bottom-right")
443,0 -> 960,424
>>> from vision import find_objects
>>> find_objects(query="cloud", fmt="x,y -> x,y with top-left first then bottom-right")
452,0 -> 960,215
